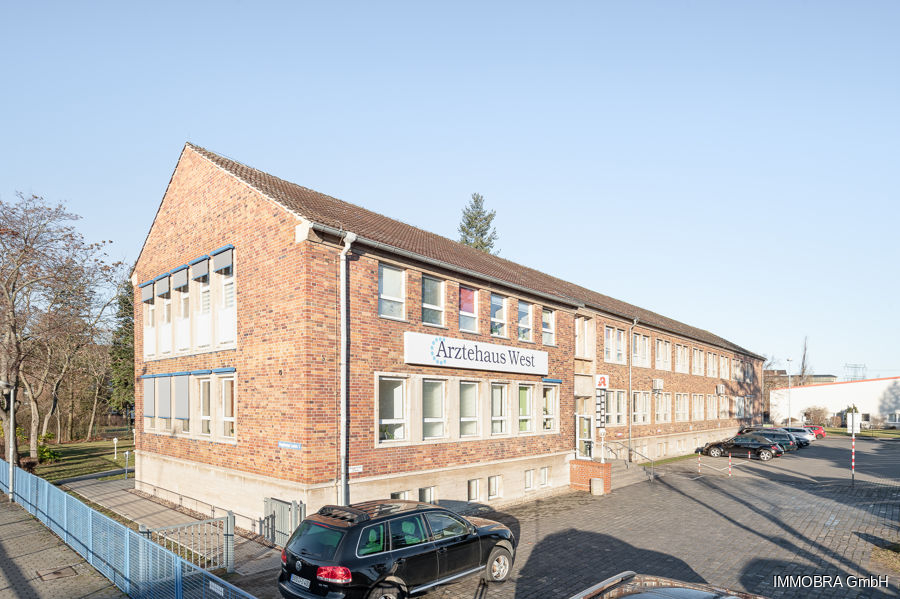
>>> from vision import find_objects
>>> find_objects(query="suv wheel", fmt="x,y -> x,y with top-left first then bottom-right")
367,582 -> 404,599
484,547 -> 512,583
708,446 -> 722,458
758,449 -> 773,461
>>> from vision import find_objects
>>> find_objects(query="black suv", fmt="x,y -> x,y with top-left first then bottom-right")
702,434 -> 785,461
738,427 -> 802,451
277,500 -> 517,599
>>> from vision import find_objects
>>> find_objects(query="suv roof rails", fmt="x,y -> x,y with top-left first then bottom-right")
317,505 -> 371,523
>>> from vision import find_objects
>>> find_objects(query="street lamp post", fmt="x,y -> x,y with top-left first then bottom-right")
786,358 -> 792,426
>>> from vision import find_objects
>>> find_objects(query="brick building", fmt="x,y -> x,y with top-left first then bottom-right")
133,143 -> 763,524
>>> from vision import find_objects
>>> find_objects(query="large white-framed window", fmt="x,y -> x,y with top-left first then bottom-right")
541,308 -> 555,345
692,349 -> 704,375
605,390 -> 626,426
524,469 -> 534,491
655,392 -> 671,423
459,381 -> 479,437
675,344 -> 689,373
144,301 -> 156,357
707,352 -> 718,378
160,295 -> 173,354
175,287 -> 190,351
720,355 -> 729,380
518,385 -> 533,432
604,326 -> 625,364
195,277 -> 212,348
221,377 -> 235,438
378,377 -> 406,441
719,395 -> 730,419
422,380 -> 445,439
706,394 -> 717,420
632,391 -> 650,424
490,383 -> 507,434
458,286 -> 478,333
632,333 -> 650,368
675,393 -> 689,421
744,364 -> 753,383
487,475 -> 502,499
199,378 -> 211,435
733,359 -> 743,382
691,394 -> 704,420
490,294 -> 507,337
733,396 -> 746,419
378,264 -> 405,320
218,266 -> 236,345
421,276 -> 444,326
467,479 -> 480,501
744,395 -> 754,417
517,302 -> 533,341
656,339 -> 671,371
541,385 -> 557,430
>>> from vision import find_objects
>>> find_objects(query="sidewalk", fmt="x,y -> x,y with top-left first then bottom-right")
63,477 -> 283,596
0,499 -> 124,599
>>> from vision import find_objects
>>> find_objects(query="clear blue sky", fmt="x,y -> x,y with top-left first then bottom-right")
2,2 -> 898,379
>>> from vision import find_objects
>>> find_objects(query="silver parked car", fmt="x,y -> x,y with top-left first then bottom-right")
782,427 -> 816,442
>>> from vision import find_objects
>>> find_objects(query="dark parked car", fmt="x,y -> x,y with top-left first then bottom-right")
702,433 -> 784,461
569,571 -> 769,598
737,427 -> 801,451
278,500 -> 517,599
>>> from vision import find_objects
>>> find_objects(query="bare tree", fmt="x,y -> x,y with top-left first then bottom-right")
798,336 -> 811,386
803,406 -> 829,426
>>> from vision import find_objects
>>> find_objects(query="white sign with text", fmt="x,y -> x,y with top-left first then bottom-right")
404,332 -> 549,376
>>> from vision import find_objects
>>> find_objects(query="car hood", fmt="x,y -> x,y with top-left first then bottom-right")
468,516 -> 510,531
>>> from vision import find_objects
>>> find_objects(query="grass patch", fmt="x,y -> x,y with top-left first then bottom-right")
63,487 -> 140,532
643,453 -> 699,467
872,541 -> 900,574
824,427 -> 900,439
33,438 -> 135,483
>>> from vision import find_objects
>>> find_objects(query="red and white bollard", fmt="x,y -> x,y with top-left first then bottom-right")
698,453 -> 701,474
748,450 -> 751,460
729,453 -> 732,477
851,435 -> 856,486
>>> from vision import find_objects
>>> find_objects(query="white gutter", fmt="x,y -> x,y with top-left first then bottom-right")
339,231 -> 357,506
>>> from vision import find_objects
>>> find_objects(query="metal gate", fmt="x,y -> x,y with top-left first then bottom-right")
261,497 -> 305,547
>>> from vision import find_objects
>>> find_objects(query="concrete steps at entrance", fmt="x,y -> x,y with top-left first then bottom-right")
609,459 -> 657,490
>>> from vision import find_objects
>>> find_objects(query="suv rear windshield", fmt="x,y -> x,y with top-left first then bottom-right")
287,521 -> 345,560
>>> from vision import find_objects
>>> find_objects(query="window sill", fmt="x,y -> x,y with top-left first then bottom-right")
603,359 -> 627,365
490,334 -> 510,340
379,315 -> 408,323
459,328 -> 480,336
422,322 -> 448,330
517,339 -> 535,345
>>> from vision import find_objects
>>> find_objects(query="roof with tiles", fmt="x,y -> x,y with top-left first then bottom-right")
186,143 -> 762,360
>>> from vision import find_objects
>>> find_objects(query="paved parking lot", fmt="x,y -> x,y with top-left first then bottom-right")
426,436 -> 900,599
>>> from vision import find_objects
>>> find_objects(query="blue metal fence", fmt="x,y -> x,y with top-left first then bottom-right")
0,457 -> 257,599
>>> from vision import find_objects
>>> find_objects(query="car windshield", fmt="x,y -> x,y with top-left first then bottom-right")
287,521 -> 345,560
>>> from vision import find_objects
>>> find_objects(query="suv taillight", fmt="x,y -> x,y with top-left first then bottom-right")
771,445 -> 779,450
281,548 -> 286,565
317,566 -> 351,584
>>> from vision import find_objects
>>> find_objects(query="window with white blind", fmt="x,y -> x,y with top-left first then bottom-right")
656,339 -> 671,371
378,264 -> 405,320
518,385 -> 533,432
675,393 -> 690,421
491,384 -> 507,434
160,296 -> 173,355
144,302 -> 156,357
632,391 -> 650,424
632,333 -> 650,367
422,380 -> 445,439
675,345 -> 689,373
421,276 -> 444,326
175,288 -> 190,351
707,352 -> 718,377
218,266 -> 236,345
199,378 -> 211,435
490,294 -> 507,337
518,302 -> 532,341
605,390 -> 627,426
719,395 -> 730,419
459,381 -> 479,437
378,377 -> 406,441
720,355 -> 729,380
221,377 -> 235,438
541,308 -> 555,345
541,386 -> 556,430
655,392 -> 671,423
706,394 -> 717,420
692,349 -> 704,375
604,326 -> 625,364
195,278 -> 211,348
692,394 -> 704,420
459,287 -> 478,333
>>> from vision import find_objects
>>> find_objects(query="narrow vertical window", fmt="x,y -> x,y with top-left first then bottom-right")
518,385 -> 533,432
176,288 -> 190,351
144,302 -> 156,357
517,302 -> 532,341
421,276 -> 443,325
524,469 -> 534,491
418,487 -> 435,503
541,308 -> 555,345
490,294 -> 506,336
541,386 -> 556,430
490,384 -> 507,434
458,287 -> 477,332
218,266 -> 236,344
459,382 -> 478,437
467,479 -> 479,501
422,380 -> 445,439
378,264 -> 405,319
540,466 -> 550,486
379,378 -> 405,441
222,377 -> 235,438
196,278 -> 212,348
200,379 -> 211,435
160,296 -> 173,354
488,475 -> 501,499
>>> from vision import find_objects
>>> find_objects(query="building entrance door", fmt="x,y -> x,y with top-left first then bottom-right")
576,414 -> 594,458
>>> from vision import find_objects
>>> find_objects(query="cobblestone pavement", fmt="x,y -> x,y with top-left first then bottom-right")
427,438 -> 900,599
0,500 -> 124,599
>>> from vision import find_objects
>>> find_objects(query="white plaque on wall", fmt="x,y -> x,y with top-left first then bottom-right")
404,332 -> 549,376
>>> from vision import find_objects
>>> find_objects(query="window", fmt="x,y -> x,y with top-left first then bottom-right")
425,513 -> 468,540
358,524 -> 386,556
379,377 -> 405,441
421,276 -> 443,325
541,308 -> 555,345
524,469 -> 534,490
144,302 -> 156,357
541,386 -> 556,430
490,294 -> 506,336
692,349 -> 704,375
656,339 -> 671,370
707,353 -> 718,378
744,396 -> 754,417
422,380 -> 445,439
517,302 -> 532,341
692,394 -> 704,420
655,392 -> 671,423
418,487 -> 435,503
160,296 -> 172,354
390,515 -> 427,549
467,479 -> 480,501
175,288 -> 190,351
632,334 -> 650,367
604,326 -> 625,364
390,491 -> 408,500
540,466 -> 550,486
576,317 -> 596,359
222,377 -> 235,438
490,384 -> 507,434
632,391 -> 650,424
675,345 -> 689,373
196,278 -> 211,348
733,396 -> 746,419
459,382 -> 479,437
458,287 -> 477,332
199,379 -> 211,435
744,363 -> 753,383
488,475 -> 501,499
707,394 -> 717,420
720,355 -> 729,379
733,359 -> 742,382
605,390 -> 626,426
218,266 -> 236,344
518,385 -> 533,432
378,264 -> 404,319
675,393 -> 689,421
719,396 -> 730,419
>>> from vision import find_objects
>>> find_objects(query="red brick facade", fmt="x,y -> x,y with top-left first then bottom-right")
569,459 -> 612,493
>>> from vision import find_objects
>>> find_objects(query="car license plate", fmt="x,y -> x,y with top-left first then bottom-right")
291,574 -> 311,588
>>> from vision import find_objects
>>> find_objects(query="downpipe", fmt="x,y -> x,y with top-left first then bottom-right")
339,232 -> 357,506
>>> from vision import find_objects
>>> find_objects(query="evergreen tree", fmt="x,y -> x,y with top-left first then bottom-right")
109,279 -> 134,415
458,193 -> 499,254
